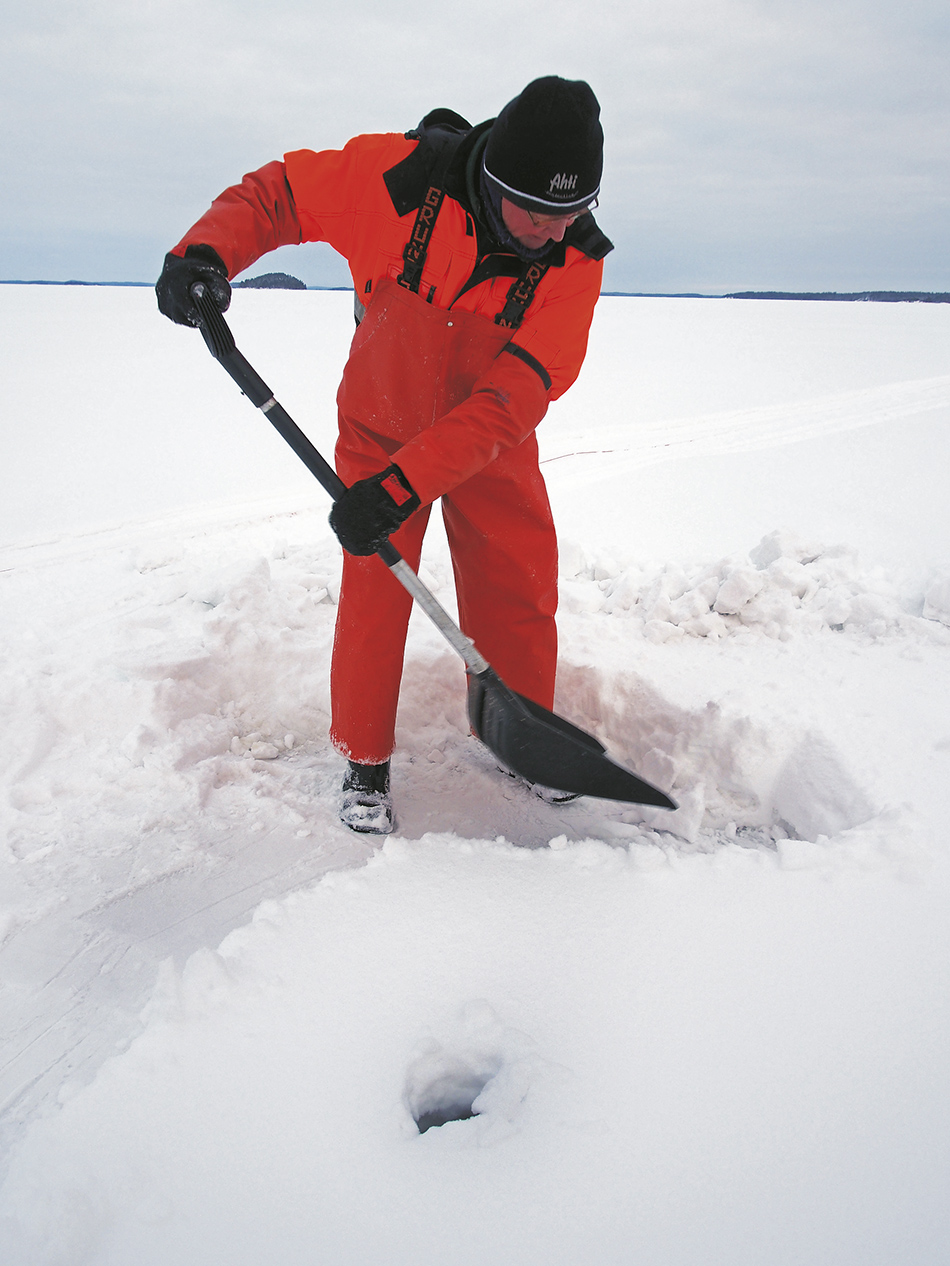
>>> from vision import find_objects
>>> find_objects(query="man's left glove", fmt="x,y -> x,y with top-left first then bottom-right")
155,244 -> 232,327
329,465 -> 421,556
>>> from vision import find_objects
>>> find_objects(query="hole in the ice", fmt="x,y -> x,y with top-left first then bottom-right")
410,1067 -> 491,1134
415,1102 -> 479,1134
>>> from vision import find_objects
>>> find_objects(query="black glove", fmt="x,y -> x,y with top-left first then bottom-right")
329,465 -> 421,556
155,244 -> 231,326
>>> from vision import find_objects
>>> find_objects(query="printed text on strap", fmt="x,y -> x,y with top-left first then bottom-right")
494,262 -> 550,330
397,184 -> 445,294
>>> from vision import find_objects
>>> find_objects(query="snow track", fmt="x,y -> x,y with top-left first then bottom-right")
542,373 -> 950,484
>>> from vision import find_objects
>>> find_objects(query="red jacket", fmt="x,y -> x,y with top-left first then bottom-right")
172,126 -> 608,502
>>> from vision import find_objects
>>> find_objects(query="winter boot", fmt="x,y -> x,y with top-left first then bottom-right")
340,759 -> 395,835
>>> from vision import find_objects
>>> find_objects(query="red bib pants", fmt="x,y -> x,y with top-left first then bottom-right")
330,279 -> 558,764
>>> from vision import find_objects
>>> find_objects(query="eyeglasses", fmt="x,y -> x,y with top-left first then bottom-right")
525,197 -> 599,228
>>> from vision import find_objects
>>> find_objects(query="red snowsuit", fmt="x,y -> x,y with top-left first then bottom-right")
170,118 -> 609,763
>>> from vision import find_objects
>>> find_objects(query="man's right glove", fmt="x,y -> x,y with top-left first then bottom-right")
329,465 -> 422,556
155,244 -> 232,326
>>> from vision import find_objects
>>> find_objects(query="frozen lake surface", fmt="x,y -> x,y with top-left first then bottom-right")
1,287 -> 949,1264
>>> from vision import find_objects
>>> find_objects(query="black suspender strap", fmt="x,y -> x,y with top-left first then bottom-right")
396,182 -> 549,327
494,261 -> 550,330
397,184 -> 445,295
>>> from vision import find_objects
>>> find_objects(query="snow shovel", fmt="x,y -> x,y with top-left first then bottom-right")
188,282 -> 676,809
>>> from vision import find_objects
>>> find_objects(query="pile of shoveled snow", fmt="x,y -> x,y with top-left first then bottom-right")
560,528 -> 950,642
554,526 -> 950,844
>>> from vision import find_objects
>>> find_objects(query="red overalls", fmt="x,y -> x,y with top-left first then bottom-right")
168,131 -> 606,766
331,277 -> 558,764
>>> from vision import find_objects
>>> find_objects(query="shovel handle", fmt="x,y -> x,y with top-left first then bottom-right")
188,282 -> 490,675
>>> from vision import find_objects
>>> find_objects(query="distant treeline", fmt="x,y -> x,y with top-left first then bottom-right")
234,272 -> 306,290
726,291 -> 950,303
0,279 -> 153,287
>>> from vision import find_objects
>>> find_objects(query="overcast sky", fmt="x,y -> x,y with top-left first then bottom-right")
2,0 -> 948,292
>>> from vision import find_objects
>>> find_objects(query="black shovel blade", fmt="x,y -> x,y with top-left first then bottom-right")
467,668 -> 677,809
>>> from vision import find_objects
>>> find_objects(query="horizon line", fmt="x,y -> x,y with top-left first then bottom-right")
2,280 -> 949,302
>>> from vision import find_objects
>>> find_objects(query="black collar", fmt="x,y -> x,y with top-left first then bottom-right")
385,113 -> 613,265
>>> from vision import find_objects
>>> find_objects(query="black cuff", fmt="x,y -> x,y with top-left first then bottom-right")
183,243 -> 229,275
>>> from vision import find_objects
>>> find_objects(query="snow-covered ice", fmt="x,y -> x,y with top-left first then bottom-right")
1,287 -> 949,1264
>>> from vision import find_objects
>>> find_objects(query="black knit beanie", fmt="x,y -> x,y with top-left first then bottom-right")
483,76 -> 603,215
